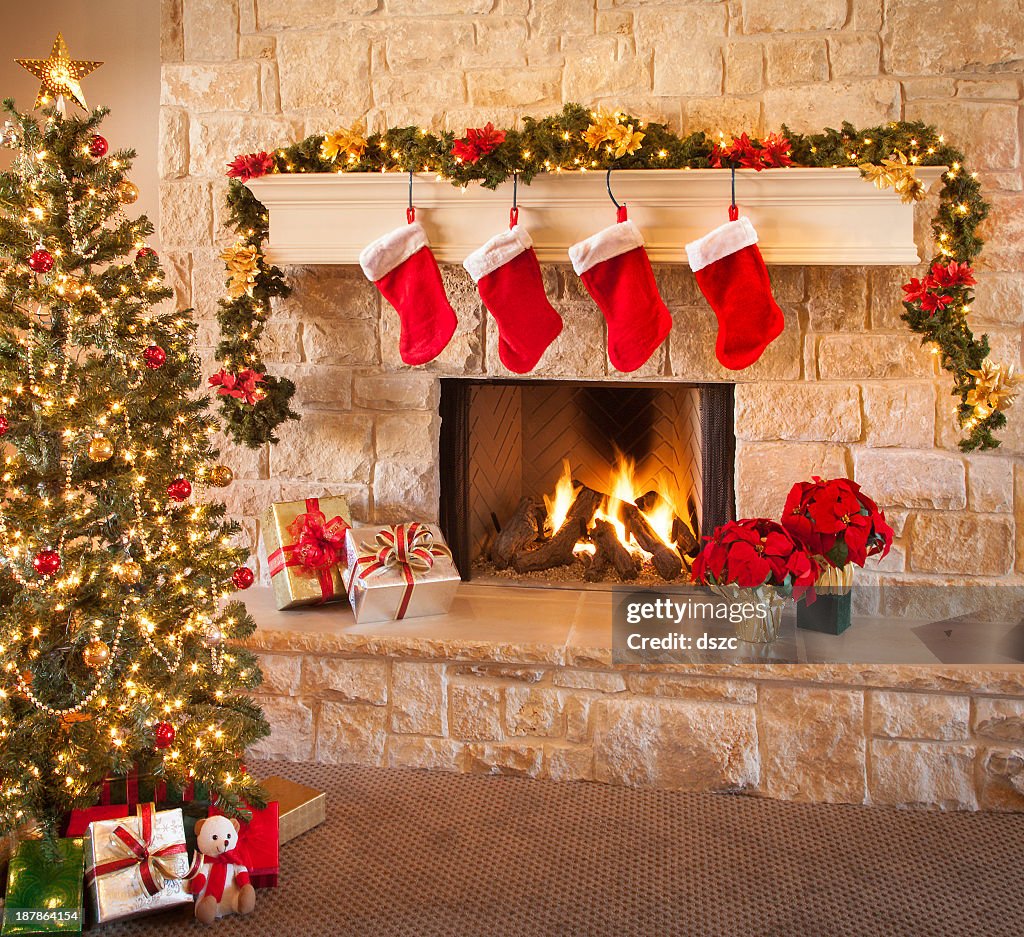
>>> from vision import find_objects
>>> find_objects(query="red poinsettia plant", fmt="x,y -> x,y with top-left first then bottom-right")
901,260 -> 976,316
709,132 -> 792,170
209,368 -> 267,405
781,477 -> 893,569
692,518 -> 819,600
451,123 -> 506,164
226,151 -> 275,182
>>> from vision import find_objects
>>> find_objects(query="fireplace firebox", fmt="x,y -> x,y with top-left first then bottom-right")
439,380 -> 735,585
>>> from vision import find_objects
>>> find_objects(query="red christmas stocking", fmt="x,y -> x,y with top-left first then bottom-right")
464,224 -> 562,373
568,209 -> 672,373
685,215 -> 784,370
359,220 -> 457,366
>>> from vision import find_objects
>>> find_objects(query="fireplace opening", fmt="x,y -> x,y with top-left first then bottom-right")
439,380 -> 736,587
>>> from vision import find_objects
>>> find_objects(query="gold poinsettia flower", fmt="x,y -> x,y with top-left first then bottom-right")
608,122 -> 645,158
583,110 -> 619,150
220,242 -> 261,299
966,358 -> 1017,417
859,151 -> 926,204
320,121 -> 368,163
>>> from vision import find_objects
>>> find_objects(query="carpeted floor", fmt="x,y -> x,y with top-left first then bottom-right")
99,760 -> 1024,937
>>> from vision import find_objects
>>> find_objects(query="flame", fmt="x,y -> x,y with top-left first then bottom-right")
543,459 -> 576,535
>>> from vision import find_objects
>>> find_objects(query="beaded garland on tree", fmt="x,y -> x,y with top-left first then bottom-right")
217,103 -> 1007,451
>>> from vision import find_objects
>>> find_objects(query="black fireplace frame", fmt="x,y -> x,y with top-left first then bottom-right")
438,379 -> 736,579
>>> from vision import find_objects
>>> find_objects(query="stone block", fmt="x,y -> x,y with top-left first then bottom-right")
389,0 -> 494,12
471,18 -> 529,67
817,334 -> 935,381
593,699 -> 759,791
763,80 -> 900,135
967,456 -> 1014,513
248,696 -> 314,760
635,7 -> 726,96
278,30 -> 372,112
159,180 -> 212,247
552,671 -> 626,693
979,748 -> 1024,810
159,108 -> 189,180
806,267 -> 869,332
566,40 -> 653,101
375,413 -> 437,465
868,266 -> 919,330
684,98 -> 763,138
956,78 -> 1022,100
829,35 -> 882,78
256,653 -> 302,696
465,742 -> 545,777
544,745 -> 594,782
353,374 -> 440,411
386,20 -> 474,69
532,0 -> 594,36
189,114 -> 304,176
742,0 -> 846,31
911,514 -> 1013,575
851,0 -> 883,29
317,702 -> 386,765
161,250 -> 192,308
883,0 -> 1023,75
162,0 -> 184,63
161,63 -> 260,112
623,675 -> 758,704
760,687 -> 866,803
735,442 -> 849,518
505,687 -> 566,738
725,41 -> 764,95
524,302 -> 607,379
303,318 -> 380,367
386,736 -> 465,772
261,319 -> 304,364
467,67 -> 562,107
448,684 -> 504,740
256,0 -> 374,28
906,101 -> 1019,171
854,449 -> 965,509
969,272 -> 1024,327
869,691 -> 969,740
372,463 -> 439,524
974,698 -> 1024,742
868,740 -> 977,808
272,365 -> 353,411
183,0 -> 238,61
274,265 -> 379,320
269,412 -> 373,483
300,657 -> 387,704
861,383 -> 936,449
391,662 -> 446,736
766,38 -> 828,85
734,383 -> 861,442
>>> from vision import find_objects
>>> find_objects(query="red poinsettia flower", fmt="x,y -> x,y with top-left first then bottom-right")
209,368 -> 267,405
226,151 -> 275,182
901,276 -> 935,304
781,477 -> 893,569
930,260 -> 976,289
921,291 -> 954,313
759,132 -> 793,168
692,518 -> 819,599
451,122 -> 506,164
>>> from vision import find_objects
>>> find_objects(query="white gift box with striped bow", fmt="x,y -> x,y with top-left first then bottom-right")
341,523 -> 460,624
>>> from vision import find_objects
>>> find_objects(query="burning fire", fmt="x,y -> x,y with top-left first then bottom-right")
544,459 -> 576,536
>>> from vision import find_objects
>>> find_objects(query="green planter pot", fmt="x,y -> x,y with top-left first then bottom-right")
796,564 -> 854,635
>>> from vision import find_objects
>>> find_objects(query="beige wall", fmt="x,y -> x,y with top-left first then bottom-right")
0,0 -> 160,233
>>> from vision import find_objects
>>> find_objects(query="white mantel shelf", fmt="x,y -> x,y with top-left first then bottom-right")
245,166 -> 945,267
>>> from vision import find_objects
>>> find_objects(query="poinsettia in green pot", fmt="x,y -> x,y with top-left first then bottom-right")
782,477 -> 894,635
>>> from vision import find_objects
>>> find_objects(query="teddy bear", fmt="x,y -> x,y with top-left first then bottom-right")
187,815 -> 257,925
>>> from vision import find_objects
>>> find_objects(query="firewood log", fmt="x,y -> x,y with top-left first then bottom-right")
619,502 -> 683,581
512,486 -> 602,573
635,490 -> 698,556
490,496 -> 544,569
586,518 -> 640,581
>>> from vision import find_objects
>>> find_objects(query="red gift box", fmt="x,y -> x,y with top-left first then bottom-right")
211,801 -> 279,889
64,803 -> 134,837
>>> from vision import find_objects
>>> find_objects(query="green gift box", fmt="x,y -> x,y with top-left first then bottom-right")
2,838 -> 85,935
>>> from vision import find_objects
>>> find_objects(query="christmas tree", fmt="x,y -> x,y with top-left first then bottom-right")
0,63 -> 268,840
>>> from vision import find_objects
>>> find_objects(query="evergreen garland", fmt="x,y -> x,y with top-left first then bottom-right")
220,103 -> 1002,451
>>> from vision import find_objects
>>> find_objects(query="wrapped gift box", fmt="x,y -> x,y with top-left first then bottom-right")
2,837 -> 84,935
260,776 -> 325,845
83,804 -> 192,924
210,803 -> 279,889
342,523 -> 460,624
261,495 -> 351,609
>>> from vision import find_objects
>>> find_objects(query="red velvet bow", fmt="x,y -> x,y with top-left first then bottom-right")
267,498 -> 350,603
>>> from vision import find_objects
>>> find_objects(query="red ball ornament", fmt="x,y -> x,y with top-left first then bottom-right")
167,478 -> 192,502
143,345 -> 166,369
231,566 -> 255,590
154,722 -> 176,749
0,415 -> 7,437
28,248 -> 54,274
88,134 -> 108,158
32,549 -> 61,576
136,246 -> 157,262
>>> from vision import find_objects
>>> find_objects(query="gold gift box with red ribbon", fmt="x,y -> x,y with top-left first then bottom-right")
341,523 -> 460,624
261,495 -> 352,610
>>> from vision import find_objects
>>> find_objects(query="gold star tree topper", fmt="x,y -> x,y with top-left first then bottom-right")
16,33 -> 102,111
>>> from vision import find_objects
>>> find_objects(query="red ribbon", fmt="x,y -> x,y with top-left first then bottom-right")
350,523 -> 452,620
267,498 -> 349,604
185,850 -> 249,903
85,803 -> 188,897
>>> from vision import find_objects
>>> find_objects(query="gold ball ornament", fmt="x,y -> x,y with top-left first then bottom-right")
208,464 -> 234,488
82,639 -> 110,669
115,180 -> 139,205
88,435 -> 114,462
115,560 -> 143,584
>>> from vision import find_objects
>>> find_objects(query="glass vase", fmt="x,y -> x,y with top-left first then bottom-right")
709,583 -> 787,644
